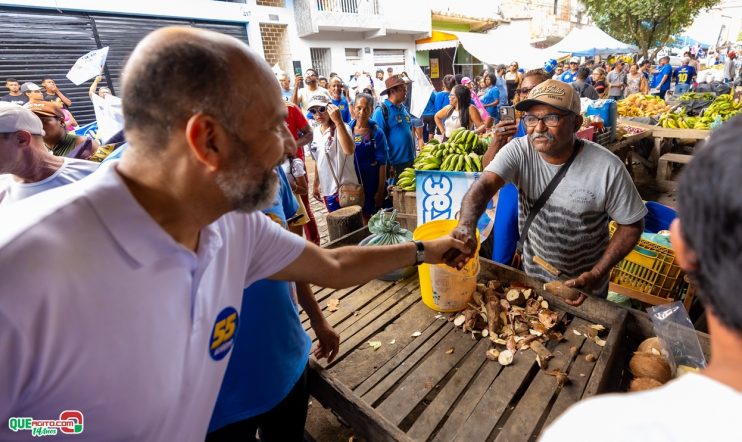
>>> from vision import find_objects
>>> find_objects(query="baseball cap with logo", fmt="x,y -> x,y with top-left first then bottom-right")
24,101 -> 64,119
20,82 -> 42,94
0,102 -> 45,135
306,92 -> 332,110
569,56 -> 580,64
514,79 -> 581,116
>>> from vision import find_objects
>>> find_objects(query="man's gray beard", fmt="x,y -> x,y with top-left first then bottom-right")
215,165 -> 279,214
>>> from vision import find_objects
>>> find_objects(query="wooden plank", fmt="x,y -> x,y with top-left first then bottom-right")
326,278 -> 420,341
659,152 -> 693,163
359,321 -> 453,404
374,328 -> 480,424
406,338 -> 496,441
301,278 -> 402,329
307,359 -> 413,442
323,284 -> 421,368
353,314 -> 449,394
583,308 -> 627,397
608,282 -> 673,307
328,300 -> 442,389
436,346 -> 537,442
542,335 -> 604,428
652,127 -> 709,140
493,318 -> 592,442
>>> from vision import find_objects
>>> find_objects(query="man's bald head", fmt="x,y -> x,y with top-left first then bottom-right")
122,27 -> 276,147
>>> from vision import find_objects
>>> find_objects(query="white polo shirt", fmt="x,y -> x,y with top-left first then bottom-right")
0,161 -> 306,441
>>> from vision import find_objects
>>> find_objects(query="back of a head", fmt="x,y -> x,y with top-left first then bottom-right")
522,69 -> 549,85
442,74 -> 456,91
677,116 -> 742,333
576,67 -> 591,81
454,74 -> 463,85
121,27 -> 258,147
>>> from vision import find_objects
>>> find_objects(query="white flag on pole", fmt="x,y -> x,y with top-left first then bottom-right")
410,61 -> 436,118
66,47 -> 109,86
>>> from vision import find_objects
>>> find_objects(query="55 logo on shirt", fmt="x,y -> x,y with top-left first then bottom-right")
209,307 -> 239,361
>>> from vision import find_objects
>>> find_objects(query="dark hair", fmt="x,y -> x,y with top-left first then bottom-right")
451,85 -> 472,130
122,36 -> 246,147
442,74 -> 456,91
6,78 -> 18,84
484,71 -> 497,87
522,68 -> 549,84
677,116 -> 742,333
376,69 -> 384,76
454,74 -> 464,85
576,67 -> 591,80
353,92 -> 374,111
641,60 -> 651,66
41,76 -> 53,83
329,72 -> 338,78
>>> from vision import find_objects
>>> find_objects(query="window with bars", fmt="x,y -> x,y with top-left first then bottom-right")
310,47 -> 332,76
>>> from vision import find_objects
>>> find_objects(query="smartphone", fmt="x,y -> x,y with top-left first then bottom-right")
292,60 -> 302,76
499,105 -> 516,122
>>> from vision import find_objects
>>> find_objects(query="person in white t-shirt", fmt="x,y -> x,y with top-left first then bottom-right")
307,94 -> 358,213
87,74 -> 124,143
0,102 -> 98,205
541,117 -> 742,442
0,27 -> 469,441
292,68 -> 329,114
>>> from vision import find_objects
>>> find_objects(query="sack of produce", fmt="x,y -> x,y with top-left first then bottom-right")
360,209 -> 416,281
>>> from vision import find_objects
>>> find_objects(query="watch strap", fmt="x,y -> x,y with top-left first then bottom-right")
414,240 -> 425,266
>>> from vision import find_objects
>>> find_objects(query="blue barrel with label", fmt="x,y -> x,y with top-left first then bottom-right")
586,99 -> 617,143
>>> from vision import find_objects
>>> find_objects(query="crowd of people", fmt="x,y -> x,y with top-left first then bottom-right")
0,25 -> 740,441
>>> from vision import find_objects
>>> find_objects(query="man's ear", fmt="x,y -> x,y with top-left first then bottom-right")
670,219 -> 698,273
15,130 -> 33,148
184,113 -> 222,172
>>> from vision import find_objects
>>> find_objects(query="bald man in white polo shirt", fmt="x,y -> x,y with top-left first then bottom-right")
0,27 -> 468,440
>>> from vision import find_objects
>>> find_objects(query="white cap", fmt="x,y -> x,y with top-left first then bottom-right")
307,92 -> 332,110
569,56 -> 580,64
0,102 -> 45,135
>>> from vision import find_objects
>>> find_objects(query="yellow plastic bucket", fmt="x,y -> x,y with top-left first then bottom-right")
413,220 -> 480,312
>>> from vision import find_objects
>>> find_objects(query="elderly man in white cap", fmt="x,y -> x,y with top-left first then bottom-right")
559,56 -> 581,83
0,102 -> 97,205
445,79 -> 646,306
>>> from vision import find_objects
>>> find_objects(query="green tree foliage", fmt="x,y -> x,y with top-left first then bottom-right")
581,0 -> 722,60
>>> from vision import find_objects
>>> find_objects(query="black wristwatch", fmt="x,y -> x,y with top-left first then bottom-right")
413,240 -> 425,266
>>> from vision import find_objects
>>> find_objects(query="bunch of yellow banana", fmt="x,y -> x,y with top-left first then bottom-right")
678,92 -> 715,101
703,94 -> 742,121
396,168 -> 416,191
618,93 -> 672,117
658,112 -> 714,130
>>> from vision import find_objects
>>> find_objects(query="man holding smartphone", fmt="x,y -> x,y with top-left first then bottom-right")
292,68 -> 328,114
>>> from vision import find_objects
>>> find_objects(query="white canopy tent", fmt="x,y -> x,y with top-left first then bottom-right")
449,28 -> 549,69
547,26 -> 636,57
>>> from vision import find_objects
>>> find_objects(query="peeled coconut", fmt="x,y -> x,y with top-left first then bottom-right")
629,377 -> 663,392
629,352 -> 672,384
637,337 -> 663,354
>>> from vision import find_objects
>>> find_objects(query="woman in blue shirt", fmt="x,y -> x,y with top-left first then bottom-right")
350,93 -> 390,221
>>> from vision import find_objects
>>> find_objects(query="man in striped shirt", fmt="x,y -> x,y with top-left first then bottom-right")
447,80 -> 645,306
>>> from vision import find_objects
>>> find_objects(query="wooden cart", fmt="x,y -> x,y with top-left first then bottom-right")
303,229 -> 711,441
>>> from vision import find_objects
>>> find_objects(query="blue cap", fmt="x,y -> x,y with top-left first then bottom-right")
543,58 -> 558,74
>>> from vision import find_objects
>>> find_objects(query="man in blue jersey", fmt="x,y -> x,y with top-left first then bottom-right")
673,57 -> 697,95
650,56 -> 673,99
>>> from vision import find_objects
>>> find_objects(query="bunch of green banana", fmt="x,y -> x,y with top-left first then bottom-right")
448,128 -> 482,153
440,152 -> 483,172
396,168 -> 416,191
703,94 -> 742,121
413,154 -> 442,171
678,92 -> 715,101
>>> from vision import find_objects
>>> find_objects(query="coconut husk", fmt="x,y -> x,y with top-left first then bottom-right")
629,352 -> 672,384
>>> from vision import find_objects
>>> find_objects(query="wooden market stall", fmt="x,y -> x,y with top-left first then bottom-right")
303,228 -> 710,441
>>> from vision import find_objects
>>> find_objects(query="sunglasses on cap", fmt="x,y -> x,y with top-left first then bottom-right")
308,106 -> 327,114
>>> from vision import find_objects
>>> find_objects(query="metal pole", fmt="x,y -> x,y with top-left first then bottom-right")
452,42 -> 459,75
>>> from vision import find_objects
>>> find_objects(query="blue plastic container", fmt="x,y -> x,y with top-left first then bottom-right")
586,99 -> 618,142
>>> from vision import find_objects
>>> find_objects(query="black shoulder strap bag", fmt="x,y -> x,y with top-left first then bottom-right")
515,139 -> 583,260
